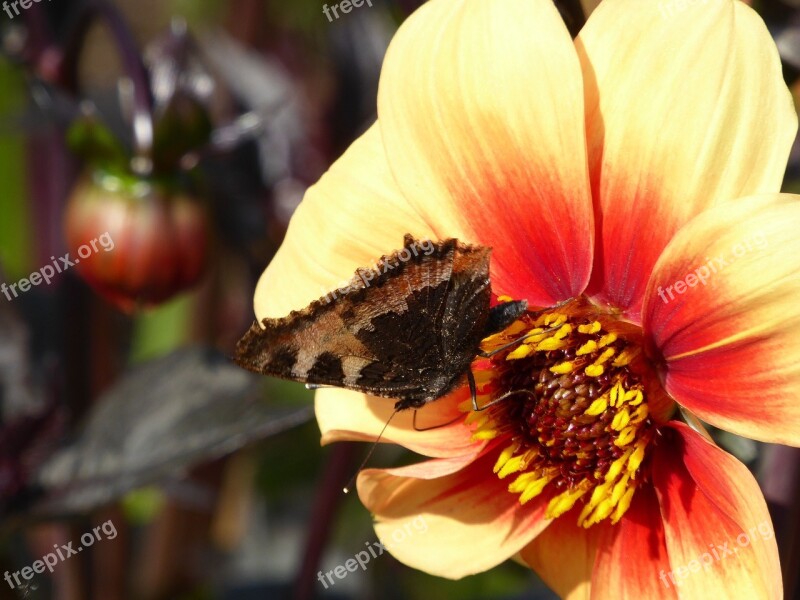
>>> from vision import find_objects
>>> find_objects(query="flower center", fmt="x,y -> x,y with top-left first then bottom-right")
465,297 -> 656,528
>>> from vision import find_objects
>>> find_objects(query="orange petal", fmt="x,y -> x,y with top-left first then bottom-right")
643,195 -> 800,446
358,452 -> 552,579
651,423 -> 782,599
519,509 -> 602,599
377,0 -> 594,306
578,0 -> 797,319
591,485 -> 677,599
315,386 -> 481,459
254,123 -> 435,320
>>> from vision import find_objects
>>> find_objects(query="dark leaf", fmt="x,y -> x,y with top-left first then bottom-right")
32,347 -> 312,517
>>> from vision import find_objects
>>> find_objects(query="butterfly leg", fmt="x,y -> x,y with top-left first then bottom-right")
412,409 -> 463,431
473,388 -> 537,412
469,368 -> 479,412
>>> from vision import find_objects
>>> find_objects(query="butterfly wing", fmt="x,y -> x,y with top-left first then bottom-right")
437,245 -> 494,389
234,236 -> 492,407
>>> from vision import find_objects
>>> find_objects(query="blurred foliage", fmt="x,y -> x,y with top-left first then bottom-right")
0,63 -> 33,281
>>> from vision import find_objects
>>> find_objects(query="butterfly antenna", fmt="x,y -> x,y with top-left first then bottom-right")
343,409 -> 400,494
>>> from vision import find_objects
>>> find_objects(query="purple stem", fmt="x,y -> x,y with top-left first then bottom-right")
758,444 -> 800,598
60,0 -> 154,163
292,442 -> 361,600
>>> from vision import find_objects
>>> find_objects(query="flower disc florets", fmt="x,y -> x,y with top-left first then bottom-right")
466,298 -> 657,527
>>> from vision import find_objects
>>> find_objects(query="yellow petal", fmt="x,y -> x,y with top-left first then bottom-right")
358,453 -> 552,579
254,123 -> 434,320
590,486 -> 672,598
520,512 -> 603,599
578,0 -> 796,319
378,0 -> 594,306
315,387 -> 477,459
644,194 -> 800,446
652,424 -> 782,599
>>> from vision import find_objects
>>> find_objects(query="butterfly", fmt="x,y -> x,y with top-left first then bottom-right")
234,234 -> 527,411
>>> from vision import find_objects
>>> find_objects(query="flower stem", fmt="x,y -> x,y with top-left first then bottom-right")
60,0 -> 154,169
292,442 -> 361,600
759,444 -> 800,598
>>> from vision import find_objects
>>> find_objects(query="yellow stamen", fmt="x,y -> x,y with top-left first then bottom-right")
536,337 -> 567,351
585,364 -> 604,377
598,333 -> 618,347
584,397 -> 608,416
546,482 -> 591,519
544,314 -> 567,327
480,320 -> 528,347
612,348 -> 638,367
554,324 -> 573,340
624,389 -> 643,406
584,497 -> 615,527
605,450 -> 632,482
628,440 -> 647,475
577,500 -> 595,526
588,481 -> 612,507
576,340 -> 598,356
497,454 -> 527,479
578,321 -> 601,334
611,409 -> 631,431
519,474 -> 555,504
609,382 -> 622,407
594,348 -> 616,365
614,425 -> 637,447
611,487 -> 636,524
629,404 -> 649,424
506,344 -> 533,360
550,361 -> 575,374
493,443 -> 521,473
508,471 -> 540,493
472,428 -> 499,441
611,474 -> 630,504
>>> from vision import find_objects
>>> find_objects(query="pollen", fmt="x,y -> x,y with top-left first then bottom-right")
466,299 -> 656,528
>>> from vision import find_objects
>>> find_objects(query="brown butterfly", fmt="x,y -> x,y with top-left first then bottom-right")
234,234 -> 527,411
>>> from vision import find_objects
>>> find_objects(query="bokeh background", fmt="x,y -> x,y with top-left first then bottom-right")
0,0 -> 798,598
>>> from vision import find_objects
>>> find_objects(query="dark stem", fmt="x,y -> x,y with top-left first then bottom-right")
758,444 -> 800,599
292,442 -> 361,600
60,0 -> 154,166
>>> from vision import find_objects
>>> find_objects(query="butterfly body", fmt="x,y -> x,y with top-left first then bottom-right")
235,235 -> 527,410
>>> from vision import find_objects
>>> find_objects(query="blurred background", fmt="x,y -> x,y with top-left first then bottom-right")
0,0 -> 798,598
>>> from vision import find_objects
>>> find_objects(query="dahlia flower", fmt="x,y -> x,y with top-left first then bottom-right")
252,0 -> 799,597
